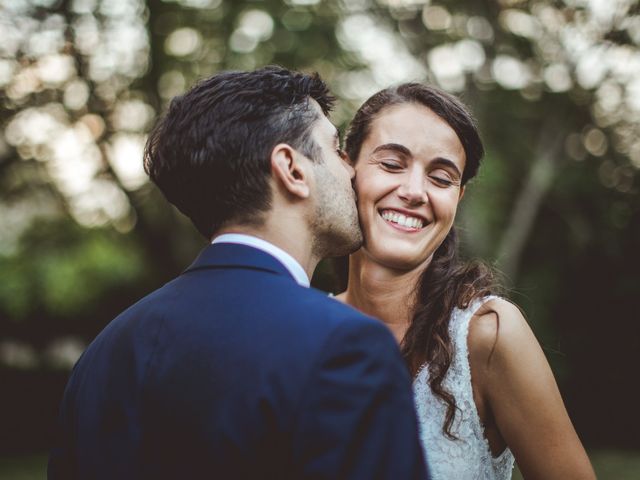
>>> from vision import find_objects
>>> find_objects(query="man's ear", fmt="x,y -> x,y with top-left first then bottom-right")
458,185 -> 465,201
271,143 -> 311,199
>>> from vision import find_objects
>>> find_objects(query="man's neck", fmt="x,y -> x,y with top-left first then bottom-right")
215,223 -> 319,281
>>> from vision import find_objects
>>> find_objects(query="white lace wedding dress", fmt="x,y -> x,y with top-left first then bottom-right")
413,296 -> 515,480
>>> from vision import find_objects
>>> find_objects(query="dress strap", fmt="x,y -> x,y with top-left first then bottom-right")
450,295 -> 500,401
452,295 -> 500,351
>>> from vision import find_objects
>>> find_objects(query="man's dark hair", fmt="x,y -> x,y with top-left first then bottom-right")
144,65 -> 335,238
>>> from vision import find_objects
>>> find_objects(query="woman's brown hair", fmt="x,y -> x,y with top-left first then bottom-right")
345,83 -> 498,439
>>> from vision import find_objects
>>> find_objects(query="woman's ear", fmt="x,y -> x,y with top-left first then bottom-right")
270,143 -> 310,199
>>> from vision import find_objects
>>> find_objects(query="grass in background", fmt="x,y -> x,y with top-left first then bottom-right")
513,449 -> 640,479
0,454 -> 47,480
2,450 -> 640,479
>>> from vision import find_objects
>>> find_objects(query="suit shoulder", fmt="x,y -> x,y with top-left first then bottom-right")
300,288 -> 401,352
290,285 -> 385,330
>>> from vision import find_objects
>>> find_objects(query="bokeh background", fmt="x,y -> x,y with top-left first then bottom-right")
1,0 -> 639,477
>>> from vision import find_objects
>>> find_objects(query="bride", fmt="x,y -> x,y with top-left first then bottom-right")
336,83 -> 595,479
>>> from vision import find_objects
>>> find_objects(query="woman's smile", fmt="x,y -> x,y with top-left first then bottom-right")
379,208 -> 427,231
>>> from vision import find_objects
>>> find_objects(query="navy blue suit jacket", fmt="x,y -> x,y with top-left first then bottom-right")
49,243 -> 428,479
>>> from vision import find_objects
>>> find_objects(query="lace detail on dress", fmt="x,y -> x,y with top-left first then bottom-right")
413,296 -> 515,480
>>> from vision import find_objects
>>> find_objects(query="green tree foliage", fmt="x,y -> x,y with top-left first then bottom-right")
0,0 -> 638,451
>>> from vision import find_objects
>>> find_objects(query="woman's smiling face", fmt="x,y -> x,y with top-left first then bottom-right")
353,102 -> 466,271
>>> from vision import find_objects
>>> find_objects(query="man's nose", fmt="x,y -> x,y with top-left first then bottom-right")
342,157 -> 355,179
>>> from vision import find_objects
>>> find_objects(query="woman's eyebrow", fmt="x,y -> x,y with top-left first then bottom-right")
431,157 -> 462,177
372,143 -> 412,156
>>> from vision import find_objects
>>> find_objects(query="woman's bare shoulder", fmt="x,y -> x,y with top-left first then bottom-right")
468,297 -> 537,367
468,300 -> 595,478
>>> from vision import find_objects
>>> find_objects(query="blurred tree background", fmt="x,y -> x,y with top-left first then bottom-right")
0,0 -> 639,476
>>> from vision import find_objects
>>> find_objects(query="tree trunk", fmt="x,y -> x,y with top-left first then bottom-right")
496,121 -> 567,284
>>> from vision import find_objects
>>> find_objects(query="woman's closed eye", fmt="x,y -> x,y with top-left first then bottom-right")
379,159 -> 404,171
429,170 -> 458,187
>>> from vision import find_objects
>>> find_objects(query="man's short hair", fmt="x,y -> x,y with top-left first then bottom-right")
143,65 -> 335,238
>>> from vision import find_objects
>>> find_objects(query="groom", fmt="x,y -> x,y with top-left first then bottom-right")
48,66 -> 428,479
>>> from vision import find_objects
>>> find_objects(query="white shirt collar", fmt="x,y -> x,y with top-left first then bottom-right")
211,233 -> 310,287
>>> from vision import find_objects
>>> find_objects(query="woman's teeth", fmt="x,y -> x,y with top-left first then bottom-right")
380,210 -> 424,229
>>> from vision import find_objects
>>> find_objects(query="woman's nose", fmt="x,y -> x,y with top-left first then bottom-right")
397,169 -> 427,206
